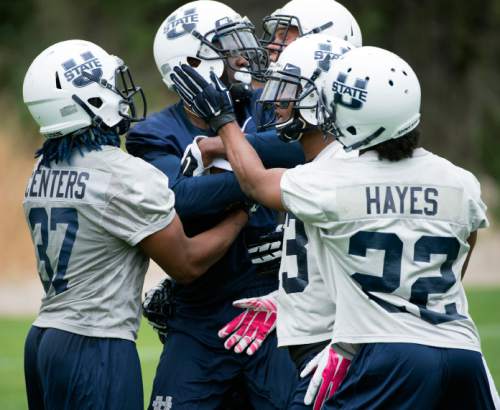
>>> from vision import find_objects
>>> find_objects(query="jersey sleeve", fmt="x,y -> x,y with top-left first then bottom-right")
461,170 -> 489,232
102,158 -> 176,246
280,164 -> 331,225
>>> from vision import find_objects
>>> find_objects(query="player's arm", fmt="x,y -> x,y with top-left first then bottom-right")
140,210 -> 248,284
131,145 -> 249,218
218,122 -> 286,211
193,130 -> 304,170
461,231 -> 477,280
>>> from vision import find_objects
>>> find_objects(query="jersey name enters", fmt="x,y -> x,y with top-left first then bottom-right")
366,185 -> 438,216
25,168 -> 89,200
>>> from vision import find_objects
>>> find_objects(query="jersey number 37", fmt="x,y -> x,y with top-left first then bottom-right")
28,207 -> 79,295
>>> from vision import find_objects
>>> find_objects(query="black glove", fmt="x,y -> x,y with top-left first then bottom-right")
142,278 -> 175,343
247,225 -> 284,276
170,64 -> 236,132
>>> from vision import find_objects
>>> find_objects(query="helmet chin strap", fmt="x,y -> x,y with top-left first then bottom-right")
72,95 -> 104,128
279,114 -> 316,143
342,127 -> 386,152
71,94 -> 129,135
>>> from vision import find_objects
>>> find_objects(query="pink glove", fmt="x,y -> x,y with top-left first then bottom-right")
300,345 -> 351,410
218,291 -> 278,356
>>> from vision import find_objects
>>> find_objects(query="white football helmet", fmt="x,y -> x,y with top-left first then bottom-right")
323,46 -> 421,151
261,0 -> 362,56
154,0 -> 268,88
23,39 -> 146,139
258,33 -> 353,142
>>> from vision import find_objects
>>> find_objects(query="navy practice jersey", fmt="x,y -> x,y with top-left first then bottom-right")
126,100 -> 304,311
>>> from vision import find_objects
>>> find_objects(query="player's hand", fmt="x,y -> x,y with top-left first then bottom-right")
170,64 -> 235,132
300,345 -> 351,410
247,224 -> 283,276
181,136 -> 208,177
218,291 -> 278,356
142,278 -> 174,343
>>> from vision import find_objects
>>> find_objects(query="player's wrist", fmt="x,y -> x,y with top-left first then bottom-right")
218,121 -> 241,139
209,113 -> 236,134
230,208 -> 250,226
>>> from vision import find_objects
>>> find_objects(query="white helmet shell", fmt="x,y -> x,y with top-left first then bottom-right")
264,0 -> 362,48
154,0 -> 243,88
23,40 -> 124,138
324,46 -> 421,151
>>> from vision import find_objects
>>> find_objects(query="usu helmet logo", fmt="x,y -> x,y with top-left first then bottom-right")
62,51 -> 103,88
315,43 -> 350,63
332,72 -> 368,110
165,8 -> 198,39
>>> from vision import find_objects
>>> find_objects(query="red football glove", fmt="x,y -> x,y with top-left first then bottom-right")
300,345 -> 351,410
218,291 -> 278,356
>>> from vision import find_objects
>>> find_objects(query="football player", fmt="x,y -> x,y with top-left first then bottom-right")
22,39 -> 248,410
125,1 -> 303,408
261,0 -> 362,63
175,32 -> 357,410
189,3 -> 362,408
172,38 -> 499,409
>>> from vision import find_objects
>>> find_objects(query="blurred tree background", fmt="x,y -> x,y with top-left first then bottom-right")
1,0 -> 499,209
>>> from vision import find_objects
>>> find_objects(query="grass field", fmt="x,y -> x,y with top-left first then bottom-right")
1,287 -> 499,410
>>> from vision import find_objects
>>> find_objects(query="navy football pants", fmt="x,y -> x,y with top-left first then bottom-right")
327,343 -> 496,410
149,330 -> 297,409
24,326 -> 143,410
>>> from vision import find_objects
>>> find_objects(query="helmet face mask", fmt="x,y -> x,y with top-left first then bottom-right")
257,34 -> 354,143
198,18 -> 269,79
109,63 -> 147,123
258,65 -> 322,141
154,2 -> 269,88
78,60 -> 147,129
261,15 -> 304,56
261,0 -> 363,61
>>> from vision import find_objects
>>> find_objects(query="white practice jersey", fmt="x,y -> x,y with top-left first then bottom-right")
281,148 -> 488,354
23,146 -> 175,341
277,141 -> 356,347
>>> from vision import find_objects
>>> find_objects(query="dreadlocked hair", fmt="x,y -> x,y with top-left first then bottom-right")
35,127 -> 120,167
363,129 -> 420,162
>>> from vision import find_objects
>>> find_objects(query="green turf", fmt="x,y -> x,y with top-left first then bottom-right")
0,317 -> 162,410
468,287 -> 500,386
1,287 -> 499,409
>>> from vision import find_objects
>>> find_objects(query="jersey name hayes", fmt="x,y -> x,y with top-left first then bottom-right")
25,168 -> 89,200
366,185 -> 438,216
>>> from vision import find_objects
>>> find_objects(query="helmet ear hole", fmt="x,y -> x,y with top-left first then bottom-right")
55,72 -> 62,89
88,97 -> 103,108
347,126 -> 357,135
187,57 -> 201,68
